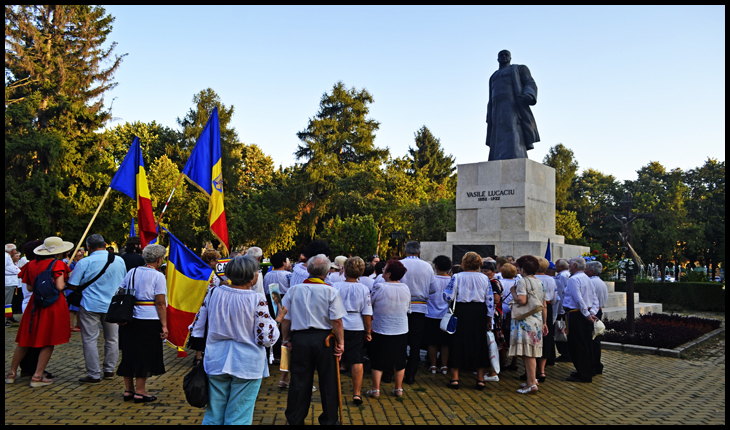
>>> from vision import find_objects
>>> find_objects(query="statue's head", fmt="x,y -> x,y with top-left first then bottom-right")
498,50 -> 511,65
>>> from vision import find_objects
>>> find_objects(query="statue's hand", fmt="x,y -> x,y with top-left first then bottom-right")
520,94 -> 535,105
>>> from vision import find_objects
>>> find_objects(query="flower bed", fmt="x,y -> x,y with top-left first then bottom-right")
602,313 -> 722,349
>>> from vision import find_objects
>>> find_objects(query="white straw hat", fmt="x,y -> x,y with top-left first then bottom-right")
33,236 -> 74,256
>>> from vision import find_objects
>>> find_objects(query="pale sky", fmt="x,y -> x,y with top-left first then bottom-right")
102,5 -> 725,182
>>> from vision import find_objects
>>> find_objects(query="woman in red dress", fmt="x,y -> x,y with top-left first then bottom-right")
5,237 -> 73,388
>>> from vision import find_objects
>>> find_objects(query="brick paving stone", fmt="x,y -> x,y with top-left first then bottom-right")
4,313 -> 726,425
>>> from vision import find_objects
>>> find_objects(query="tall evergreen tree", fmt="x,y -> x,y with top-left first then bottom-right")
293,81 -> 388,237
5,5 -> 125,244
407,126 -> 455,183
542,143 -> 579,211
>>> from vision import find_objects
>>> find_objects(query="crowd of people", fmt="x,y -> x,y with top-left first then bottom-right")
4,235 -> 608,425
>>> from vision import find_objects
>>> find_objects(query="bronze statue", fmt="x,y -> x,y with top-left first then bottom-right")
485,50 -> 540,161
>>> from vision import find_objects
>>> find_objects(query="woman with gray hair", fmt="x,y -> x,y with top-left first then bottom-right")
190,255 -> 279,425
116,244 -> 168,403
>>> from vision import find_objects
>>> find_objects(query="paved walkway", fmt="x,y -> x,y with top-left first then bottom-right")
4,315 -> 725,425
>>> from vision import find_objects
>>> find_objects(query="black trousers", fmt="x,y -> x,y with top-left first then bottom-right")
592,309 -> 603,374
556,312 -> 571,360
566,309 -> 594,382
285,329 -> 339,425
404,312 -> 426,382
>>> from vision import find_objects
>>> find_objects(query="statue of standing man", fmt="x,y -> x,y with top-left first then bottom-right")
485,50 -> 540,161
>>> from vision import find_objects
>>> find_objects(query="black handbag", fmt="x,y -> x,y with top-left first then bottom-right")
183,287 -> 215,408
105,268 -> 137,324
183,359 -> 209,408
67,251 -> 115,307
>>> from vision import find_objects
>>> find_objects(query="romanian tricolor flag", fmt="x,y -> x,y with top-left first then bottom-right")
181,107 -> 230,255
110,137 -> 157,248
162,226 -> 214,354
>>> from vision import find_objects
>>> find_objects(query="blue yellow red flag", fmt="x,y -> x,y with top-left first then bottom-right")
161,226 -> 214,351
109,137 -> 157,248
180,107 -> 229,254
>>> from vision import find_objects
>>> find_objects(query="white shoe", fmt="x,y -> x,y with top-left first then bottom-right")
485,375 -> 499,382
312,385 -> 317,392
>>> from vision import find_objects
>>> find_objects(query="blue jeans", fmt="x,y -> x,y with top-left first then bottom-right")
202,374 -> 262,425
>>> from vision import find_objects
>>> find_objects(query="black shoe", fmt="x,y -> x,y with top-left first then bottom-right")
566,376 -> 591,383
537,374 -> 546,383
134,393 -> 158,403
78,376 -> 101,383
555,355 -> 571,362
404,377 -> 415,385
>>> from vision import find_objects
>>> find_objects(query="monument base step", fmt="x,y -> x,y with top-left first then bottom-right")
601,302 -> 663,321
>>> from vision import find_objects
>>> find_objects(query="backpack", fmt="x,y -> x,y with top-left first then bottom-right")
33,259 -> 60,308
29,259 -> 60,333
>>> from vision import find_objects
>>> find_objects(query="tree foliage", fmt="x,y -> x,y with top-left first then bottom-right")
5,5 -> 125,245
543,143 -> 578,211
320,214 -> 379,258
407,126 -> 455,183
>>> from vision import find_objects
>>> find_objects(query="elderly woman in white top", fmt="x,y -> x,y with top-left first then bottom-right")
331,257 -> 373,405
367,259 -> 410,399
443,252 -> 494,390
191,255 -> 279,425
117,244 -> 168,403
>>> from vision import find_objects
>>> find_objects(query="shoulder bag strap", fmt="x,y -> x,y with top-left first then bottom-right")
78,251 -> 115,292
129,267 -> 137,295
450,274 -> 459,314
204,286 -> 216,339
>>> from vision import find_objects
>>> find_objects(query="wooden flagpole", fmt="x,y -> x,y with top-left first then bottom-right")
71,186 -> 112,259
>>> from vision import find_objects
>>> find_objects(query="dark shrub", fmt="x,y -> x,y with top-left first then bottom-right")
603,313 -> 721,349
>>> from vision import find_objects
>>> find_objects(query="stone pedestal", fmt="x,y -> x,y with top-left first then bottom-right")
421,158 -> 589,263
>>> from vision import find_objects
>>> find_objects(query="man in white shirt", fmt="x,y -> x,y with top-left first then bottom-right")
289,241 -> 331,288
553,258 -> 572,362
563,257 -> 598,383
586,261 -> 608,376
399,241 -> 435,385
282,254 -> 346,425
5,244 -> 21,326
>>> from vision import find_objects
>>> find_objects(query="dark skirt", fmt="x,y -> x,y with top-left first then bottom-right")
540,304 -> 556,364
448,302 -> 490,370
369,332 -> 407,371
342,330 -> 365,365
117,318 -> 166,378
423,316 -> 450,348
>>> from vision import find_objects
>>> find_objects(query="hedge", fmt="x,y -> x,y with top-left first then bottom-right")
614,282 -> 726,312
